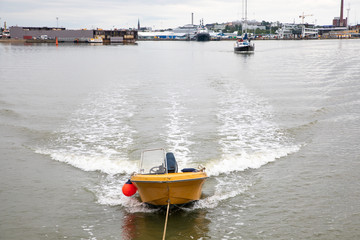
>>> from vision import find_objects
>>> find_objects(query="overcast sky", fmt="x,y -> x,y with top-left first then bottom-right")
1,0 -> 359,30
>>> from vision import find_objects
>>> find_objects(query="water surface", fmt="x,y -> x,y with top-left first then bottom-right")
1,39 -> 359,239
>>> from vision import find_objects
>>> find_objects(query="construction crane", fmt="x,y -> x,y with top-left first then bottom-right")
299,12 -> 313,24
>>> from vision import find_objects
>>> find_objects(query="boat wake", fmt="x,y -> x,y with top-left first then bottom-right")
208,81 -> 300,176
35,82 -> 300,212
92,175 -> 157,213
35,87 -> 138,175
205,146 -> 299,177
162,92 -> 194,167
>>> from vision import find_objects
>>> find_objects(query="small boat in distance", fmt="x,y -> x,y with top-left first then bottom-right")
234,0 -> 255,53
123,148 -> 208,206
87,36 -> 103,43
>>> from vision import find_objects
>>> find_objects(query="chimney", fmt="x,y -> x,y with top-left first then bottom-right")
340,0 -> 344,26
191,13 -> 194,25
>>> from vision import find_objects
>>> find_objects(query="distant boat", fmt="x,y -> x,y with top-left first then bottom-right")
1,29 -> 10,38
123,148 -> 208,206
234,0 -> 255,53
87,36 -> 102,43
234,33 -> 255,52
196,27 -> 211,41
196,19 -> 211,41
173,22 -> 211,41
173,24 -> 198,40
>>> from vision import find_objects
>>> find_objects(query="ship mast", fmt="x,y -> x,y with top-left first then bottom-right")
242,0 -> 248,34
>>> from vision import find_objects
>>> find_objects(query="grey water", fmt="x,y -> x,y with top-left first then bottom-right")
0,39 -> 359,240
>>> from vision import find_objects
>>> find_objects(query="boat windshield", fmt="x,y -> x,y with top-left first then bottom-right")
140,148 -> 167,174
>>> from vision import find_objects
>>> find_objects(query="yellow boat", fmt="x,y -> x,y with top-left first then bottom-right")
129,148 -> 208,206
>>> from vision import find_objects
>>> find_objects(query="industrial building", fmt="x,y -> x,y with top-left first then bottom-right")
9,26 -> 137,43
332,0 -> 347,27
276,0 -> 359,39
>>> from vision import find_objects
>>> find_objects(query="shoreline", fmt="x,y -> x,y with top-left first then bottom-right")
0,37 -> 358,44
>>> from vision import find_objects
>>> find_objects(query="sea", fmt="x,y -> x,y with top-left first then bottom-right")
0,39 -> 359,240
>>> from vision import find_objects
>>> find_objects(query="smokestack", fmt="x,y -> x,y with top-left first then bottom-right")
191,13 -> 194,25
340,0 -> 344,26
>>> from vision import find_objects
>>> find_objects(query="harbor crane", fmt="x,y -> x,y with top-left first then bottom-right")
299,12 -> 313,24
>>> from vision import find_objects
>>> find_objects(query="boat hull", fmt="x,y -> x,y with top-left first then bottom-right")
234,45 -> 255,52
196,33 -> 211,41
131,172 -> 208,206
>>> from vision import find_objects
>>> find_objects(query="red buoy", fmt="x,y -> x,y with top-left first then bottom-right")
122,179 -> 137,197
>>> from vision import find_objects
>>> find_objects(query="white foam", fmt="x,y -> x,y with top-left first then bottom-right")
191,173 -> 250,209
190,144 -> 300,209
36,148 -> 138,175
36,86 -> 137,175
323,114 -> 360,123
205,146 -> 299,176
194,187 -> 246,209
93,175 -> 157,213
212,81 -> 301,175
163,93 -> 194,166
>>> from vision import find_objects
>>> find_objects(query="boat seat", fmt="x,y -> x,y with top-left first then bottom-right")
166,152 -> 178,173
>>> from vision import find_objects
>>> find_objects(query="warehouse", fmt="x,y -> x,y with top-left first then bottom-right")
9,26 -> 137,43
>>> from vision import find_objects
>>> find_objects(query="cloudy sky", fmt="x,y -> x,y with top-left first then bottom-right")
0,0 -> 359,29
